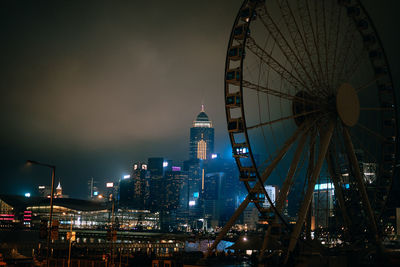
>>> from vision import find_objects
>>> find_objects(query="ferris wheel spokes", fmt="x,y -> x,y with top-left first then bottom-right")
245,37 -> 310,92
220,0 -> 397,263
285,120 -> 335,262
342,126 -> 380,244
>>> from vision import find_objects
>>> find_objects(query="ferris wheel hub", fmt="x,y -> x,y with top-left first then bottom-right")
336,83 -> 360,127
220,0 -> 397,261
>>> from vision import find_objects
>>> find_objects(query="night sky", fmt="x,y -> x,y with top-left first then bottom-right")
0,0 -> 399,198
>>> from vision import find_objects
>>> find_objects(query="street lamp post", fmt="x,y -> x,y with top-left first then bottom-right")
26,160 -> 56,267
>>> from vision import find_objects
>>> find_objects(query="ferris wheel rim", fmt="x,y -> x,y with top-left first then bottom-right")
224,0 -> 398,244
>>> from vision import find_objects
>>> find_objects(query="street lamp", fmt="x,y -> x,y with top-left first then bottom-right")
26,160 -> 56,267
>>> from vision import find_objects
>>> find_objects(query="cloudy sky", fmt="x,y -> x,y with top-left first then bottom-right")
0,0 -> 398,198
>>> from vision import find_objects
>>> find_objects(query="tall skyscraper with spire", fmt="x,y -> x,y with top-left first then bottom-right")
56,181 -> 62,197
189,105 -> 214,160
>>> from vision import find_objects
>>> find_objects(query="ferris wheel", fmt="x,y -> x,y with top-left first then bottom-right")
212,0 -> 398,264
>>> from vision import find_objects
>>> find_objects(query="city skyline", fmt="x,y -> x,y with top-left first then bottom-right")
5,105 -> 235,199
0,0 -> 244,198
0,1 -> 400,265
1,0 -> 399,199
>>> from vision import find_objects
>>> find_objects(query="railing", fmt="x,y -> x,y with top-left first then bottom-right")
46,259 -> 129,267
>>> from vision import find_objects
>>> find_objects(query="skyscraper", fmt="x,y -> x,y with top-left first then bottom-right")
119,162 -> 147,209
148,157 -> 164,211
131,162 -> 148,209
203,156 -> 241,227
56,181 -> 62,197
189,105 -> 214,160
164,168 -> 185,211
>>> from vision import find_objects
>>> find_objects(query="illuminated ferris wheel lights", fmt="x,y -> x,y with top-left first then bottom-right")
233,144 -> 250,158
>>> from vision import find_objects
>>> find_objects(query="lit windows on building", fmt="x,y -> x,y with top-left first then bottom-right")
262,185 -> 277,208
38,185 -> 51,198
119,162 -> 148,210
362,162 -> 376,184
312,182 -> 335,229
193,122 -> 212,128
189,105 -> 215,160
197,139 -> 207,160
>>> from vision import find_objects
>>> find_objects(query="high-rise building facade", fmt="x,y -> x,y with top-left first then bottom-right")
38,185 -> 50,198
203,172 -> 223,228
56,181 -> 63,198
148,157 -> 164,211
131,162 -> 148,209
183,159 -> 202,221
189,105 -> 214,160
164,168 -> 185,211
119,162 -> 147,209
313,181 -> 335,229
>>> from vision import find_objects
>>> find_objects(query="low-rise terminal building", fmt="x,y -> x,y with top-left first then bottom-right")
0,195 -> 159,230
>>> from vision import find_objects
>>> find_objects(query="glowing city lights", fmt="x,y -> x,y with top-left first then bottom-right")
172,166 -> 181,172
314,183 -> 334,190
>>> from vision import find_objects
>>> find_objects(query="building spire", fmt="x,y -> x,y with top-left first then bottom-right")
201,104 -> 205,112
56,180 -> 62,190
56,180 -> 63,197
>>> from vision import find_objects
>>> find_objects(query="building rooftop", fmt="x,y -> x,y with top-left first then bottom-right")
196,111 -> 209,122
193,105 -> 212,127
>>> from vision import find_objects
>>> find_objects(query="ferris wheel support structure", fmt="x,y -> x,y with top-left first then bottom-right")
209,0 -> 398,264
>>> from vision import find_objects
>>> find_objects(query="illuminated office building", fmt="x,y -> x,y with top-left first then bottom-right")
119,162 -> 148,209
183,159 -> 202,221
189,105 -> 214,160
54,181 -> 68,198
164,168 -> 184,211
312,181 -> 335,229
132,162 -> 148,209
37,185 -> 50,198
263,185 -> 278,209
